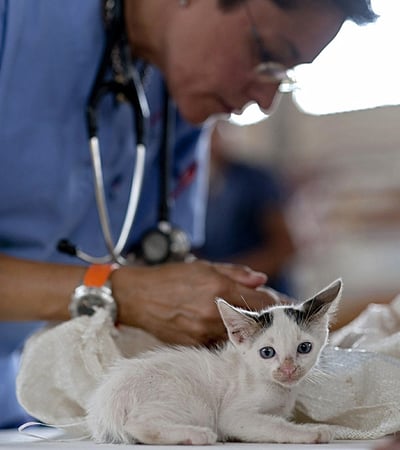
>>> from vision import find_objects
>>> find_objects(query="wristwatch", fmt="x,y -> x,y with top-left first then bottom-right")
69,264 -> 118,323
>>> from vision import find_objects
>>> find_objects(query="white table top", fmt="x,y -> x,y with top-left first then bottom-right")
0,428 -> 390,450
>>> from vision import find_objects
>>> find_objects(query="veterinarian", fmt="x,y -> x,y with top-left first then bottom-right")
0,0 -> 376,428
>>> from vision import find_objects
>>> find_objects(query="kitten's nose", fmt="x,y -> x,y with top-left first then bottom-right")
280,358 -> 296,376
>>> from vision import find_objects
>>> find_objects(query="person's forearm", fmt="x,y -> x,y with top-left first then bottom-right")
0,253 -> 85,321
0,254 -> 276,346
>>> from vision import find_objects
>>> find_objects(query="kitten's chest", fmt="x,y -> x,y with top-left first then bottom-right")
257,385 -> 296,417
224,379 -> 297,419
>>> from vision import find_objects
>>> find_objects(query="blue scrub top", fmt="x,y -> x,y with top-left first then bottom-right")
0,0 -> 208,427
197,161 -> 292,295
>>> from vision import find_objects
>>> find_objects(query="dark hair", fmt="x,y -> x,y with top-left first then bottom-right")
218,0 -> 378,25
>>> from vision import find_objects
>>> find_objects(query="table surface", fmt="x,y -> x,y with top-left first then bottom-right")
0,428 -> 390,450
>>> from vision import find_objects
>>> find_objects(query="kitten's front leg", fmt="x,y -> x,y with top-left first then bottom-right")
124,413 -> 217,445
219,412 -> 333,444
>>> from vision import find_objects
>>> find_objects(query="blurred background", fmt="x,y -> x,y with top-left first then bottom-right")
196,0 -> 400,329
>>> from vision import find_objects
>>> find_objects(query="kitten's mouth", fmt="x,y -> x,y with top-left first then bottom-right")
277,377 -> 301,386
273,368 -> 303,385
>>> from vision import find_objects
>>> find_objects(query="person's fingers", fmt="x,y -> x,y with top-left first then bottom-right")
113,260 -> 277,346
141,303 -> 227,346
212,262 -> 267,288
256,285 -> 296,304
217,283 -> 277,312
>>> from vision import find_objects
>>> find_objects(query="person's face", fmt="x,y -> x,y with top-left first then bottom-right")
161,0 -> 345,124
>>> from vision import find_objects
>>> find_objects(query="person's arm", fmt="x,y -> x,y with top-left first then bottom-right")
0,253 -> 84,322
0,253 -> 274,346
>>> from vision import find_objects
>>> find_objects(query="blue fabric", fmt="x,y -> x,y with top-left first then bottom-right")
0,0 -> 207,427
0,351 -> 34,429
198,162 -> 291,294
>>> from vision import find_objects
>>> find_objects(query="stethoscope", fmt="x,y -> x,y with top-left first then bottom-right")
58,0 -> 190,266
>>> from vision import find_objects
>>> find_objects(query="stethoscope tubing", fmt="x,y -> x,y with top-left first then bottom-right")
58,0 -> 165,265
81,137 -> 146,265
80,50 -> 150,265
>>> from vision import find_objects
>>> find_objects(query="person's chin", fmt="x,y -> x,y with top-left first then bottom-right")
179,109 -> 219,125
178,98 -> 235,125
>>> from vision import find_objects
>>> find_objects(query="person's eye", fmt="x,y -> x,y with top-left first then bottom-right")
247,26 -> 269,64
259,346 -> 276,359
256,45 -> 273,65
297,342 -> 313,354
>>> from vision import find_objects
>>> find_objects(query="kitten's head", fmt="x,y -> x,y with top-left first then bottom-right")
216,278 -> 342,387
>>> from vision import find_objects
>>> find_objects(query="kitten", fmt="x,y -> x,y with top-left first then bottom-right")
86,279 -> 342,445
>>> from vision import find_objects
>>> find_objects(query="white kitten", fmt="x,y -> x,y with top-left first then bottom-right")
86,279 -> 342,445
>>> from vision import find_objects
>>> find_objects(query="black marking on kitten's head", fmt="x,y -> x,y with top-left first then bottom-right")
284,307 -> 305,325
216,299 -> 275,346
284,278 -> 343,328
255,310 -> 274,329
283,305 -> 325,328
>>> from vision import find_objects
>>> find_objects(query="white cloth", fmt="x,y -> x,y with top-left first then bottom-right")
17,297 -> 400,439
296,295 -> 400,439
16,310 -> 161,434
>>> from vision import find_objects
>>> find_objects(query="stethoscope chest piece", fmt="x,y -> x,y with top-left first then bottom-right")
140,221 -> 191,265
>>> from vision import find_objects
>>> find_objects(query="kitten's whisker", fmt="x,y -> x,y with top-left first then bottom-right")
240,295 -> 256,313
303,366 -> 333,387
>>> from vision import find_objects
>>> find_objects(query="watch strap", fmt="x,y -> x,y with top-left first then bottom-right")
83,264 -> 117,287
70,264 -> 119,323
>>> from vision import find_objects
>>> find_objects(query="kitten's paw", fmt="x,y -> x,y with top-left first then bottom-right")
286,424 -> 333,444
310,425 -> 334,444
131,424 -> 217,445
180,428 -> 218,445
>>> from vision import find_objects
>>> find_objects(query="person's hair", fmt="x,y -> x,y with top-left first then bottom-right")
218,0 -> 378,25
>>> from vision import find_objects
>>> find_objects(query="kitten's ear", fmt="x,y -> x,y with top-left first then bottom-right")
302,278 -> 343,323
216,298 -> 260,346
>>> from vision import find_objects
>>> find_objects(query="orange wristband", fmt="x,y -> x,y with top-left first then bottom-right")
83,264 -> 117,287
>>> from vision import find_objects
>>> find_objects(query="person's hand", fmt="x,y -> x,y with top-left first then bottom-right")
112,259 -> 276,346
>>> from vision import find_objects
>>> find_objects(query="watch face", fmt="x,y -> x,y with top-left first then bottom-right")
75,295 -> 106,317
70,286 -> 117,323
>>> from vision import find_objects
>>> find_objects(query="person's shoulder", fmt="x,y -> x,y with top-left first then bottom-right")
1,0 -> 102,60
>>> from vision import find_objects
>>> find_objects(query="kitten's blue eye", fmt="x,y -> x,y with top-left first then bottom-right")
259,346 -> 276,359
297,342 -> 312,354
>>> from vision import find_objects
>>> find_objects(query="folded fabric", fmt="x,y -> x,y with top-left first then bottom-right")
16,310 -> 161,435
